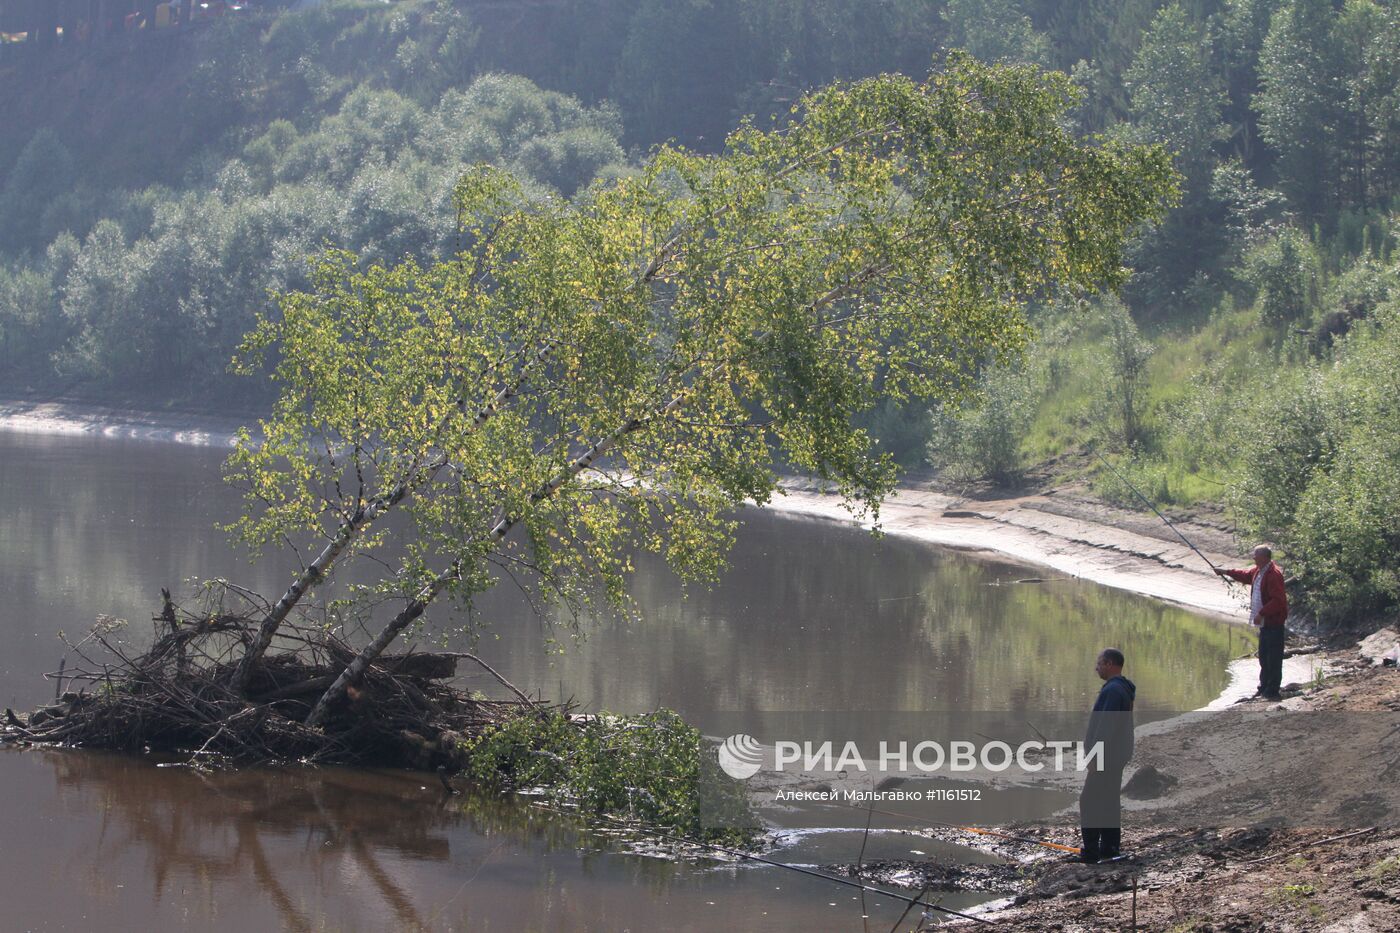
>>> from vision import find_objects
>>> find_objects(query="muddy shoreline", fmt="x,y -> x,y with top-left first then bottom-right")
963,636 -> 1400,930
811,633 -> 1400,930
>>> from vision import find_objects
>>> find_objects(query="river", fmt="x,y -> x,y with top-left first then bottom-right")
0,431 -> 1235,930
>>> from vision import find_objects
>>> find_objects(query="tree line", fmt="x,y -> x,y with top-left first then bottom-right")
2,0 -> 1396,401
0,74 -> 628,399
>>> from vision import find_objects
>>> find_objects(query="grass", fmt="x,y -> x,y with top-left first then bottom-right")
1009,298 -> 1290,509
1358,855 -> 1400,882
1165,921 -> 1209,933
1019,315 -> 1107,463
1277,880 -> 1324,920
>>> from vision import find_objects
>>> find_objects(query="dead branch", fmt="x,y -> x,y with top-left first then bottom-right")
2,588 -> 539,771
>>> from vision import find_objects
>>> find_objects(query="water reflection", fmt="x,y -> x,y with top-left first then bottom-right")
481,512 -> 1236,722
0,434 -> 288,709
0,748 -> 986,931
0,431 -> 1240,930
0,432 -> 1233,718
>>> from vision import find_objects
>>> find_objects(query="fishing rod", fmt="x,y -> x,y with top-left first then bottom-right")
555,806 -> 994,925
1091,449 -> 1229,581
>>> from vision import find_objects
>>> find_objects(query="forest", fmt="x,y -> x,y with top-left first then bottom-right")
1,0 -> 1397,623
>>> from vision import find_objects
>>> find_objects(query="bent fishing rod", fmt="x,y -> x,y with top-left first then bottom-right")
1091,449 -> 1230,583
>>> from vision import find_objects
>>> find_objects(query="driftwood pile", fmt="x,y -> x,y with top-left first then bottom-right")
1,590 -> 539,770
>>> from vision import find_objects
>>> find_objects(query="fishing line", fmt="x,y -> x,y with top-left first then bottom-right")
1091,449 -> 1231,584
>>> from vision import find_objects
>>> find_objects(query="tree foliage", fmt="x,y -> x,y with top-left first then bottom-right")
221,57 -> 1175,722
0,129 -> 75,256
1235,295 -> 1400,621
2,0 -> 1398,408
1125,4 -> 1228,185
0,75 -> 627,399
943,0 -> 1050,66
1120,3 -> 1231,310
1256,0 -> 1342,224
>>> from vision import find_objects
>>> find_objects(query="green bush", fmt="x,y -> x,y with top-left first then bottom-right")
1291,430 -> 1400,618
1328,208 -> 1394,267
927,361 -> 1040,484
1210,157 -> 1284,273
1233,301 -> 1400,622
1159,359 -> 1239,476
1231,368 -> 1337,545
1091,297 -> 1154,449
1243,228 -> 1321,333
1287,303 -> 1400,620
1323,256 -> 1398,324
461,709 -> 757,846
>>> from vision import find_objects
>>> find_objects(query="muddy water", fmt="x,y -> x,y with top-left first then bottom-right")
1,748 -> 1011,931
0,431 -> 1236,929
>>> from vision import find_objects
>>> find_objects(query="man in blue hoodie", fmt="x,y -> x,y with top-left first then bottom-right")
1079,647 -> 1135,863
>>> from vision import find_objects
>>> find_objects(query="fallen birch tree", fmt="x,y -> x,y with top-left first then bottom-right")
213,53 -> 1177,728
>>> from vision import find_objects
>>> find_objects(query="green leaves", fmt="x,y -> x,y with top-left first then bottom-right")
1236,297 -> 1400,622
1124,3 -> 1228,182
233,57 -> 1176,655
460,709 -> 756,844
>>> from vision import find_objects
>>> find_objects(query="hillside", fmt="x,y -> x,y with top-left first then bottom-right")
1,0 -> 1398,626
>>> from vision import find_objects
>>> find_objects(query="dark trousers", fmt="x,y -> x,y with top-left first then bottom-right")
1079,763 -> 1125,858
1258,625 -> 1285,696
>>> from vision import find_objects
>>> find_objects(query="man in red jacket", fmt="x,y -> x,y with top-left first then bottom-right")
1216,545 -> 1289,700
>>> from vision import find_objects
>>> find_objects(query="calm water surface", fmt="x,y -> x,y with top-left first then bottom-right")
0,432 -> 1235,930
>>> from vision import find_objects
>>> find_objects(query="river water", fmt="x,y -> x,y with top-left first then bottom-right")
0,431 -> 1234,930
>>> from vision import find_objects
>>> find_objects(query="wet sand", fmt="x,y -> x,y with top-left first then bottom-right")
767,482 -> 1251,624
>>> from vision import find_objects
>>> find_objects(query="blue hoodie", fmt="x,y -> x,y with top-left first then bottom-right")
1094,675 -> 1136,713
1085,675 -> 1136,768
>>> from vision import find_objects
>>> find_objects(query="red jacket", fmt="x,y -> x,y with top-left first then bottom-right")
1225,561 -> 1288,627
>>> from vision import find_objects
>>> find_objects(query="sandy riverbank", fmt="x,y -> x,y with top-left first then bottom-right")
768,480 -> 1335,709
823,631 -> 1400,930
768,480 -> 1253,623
